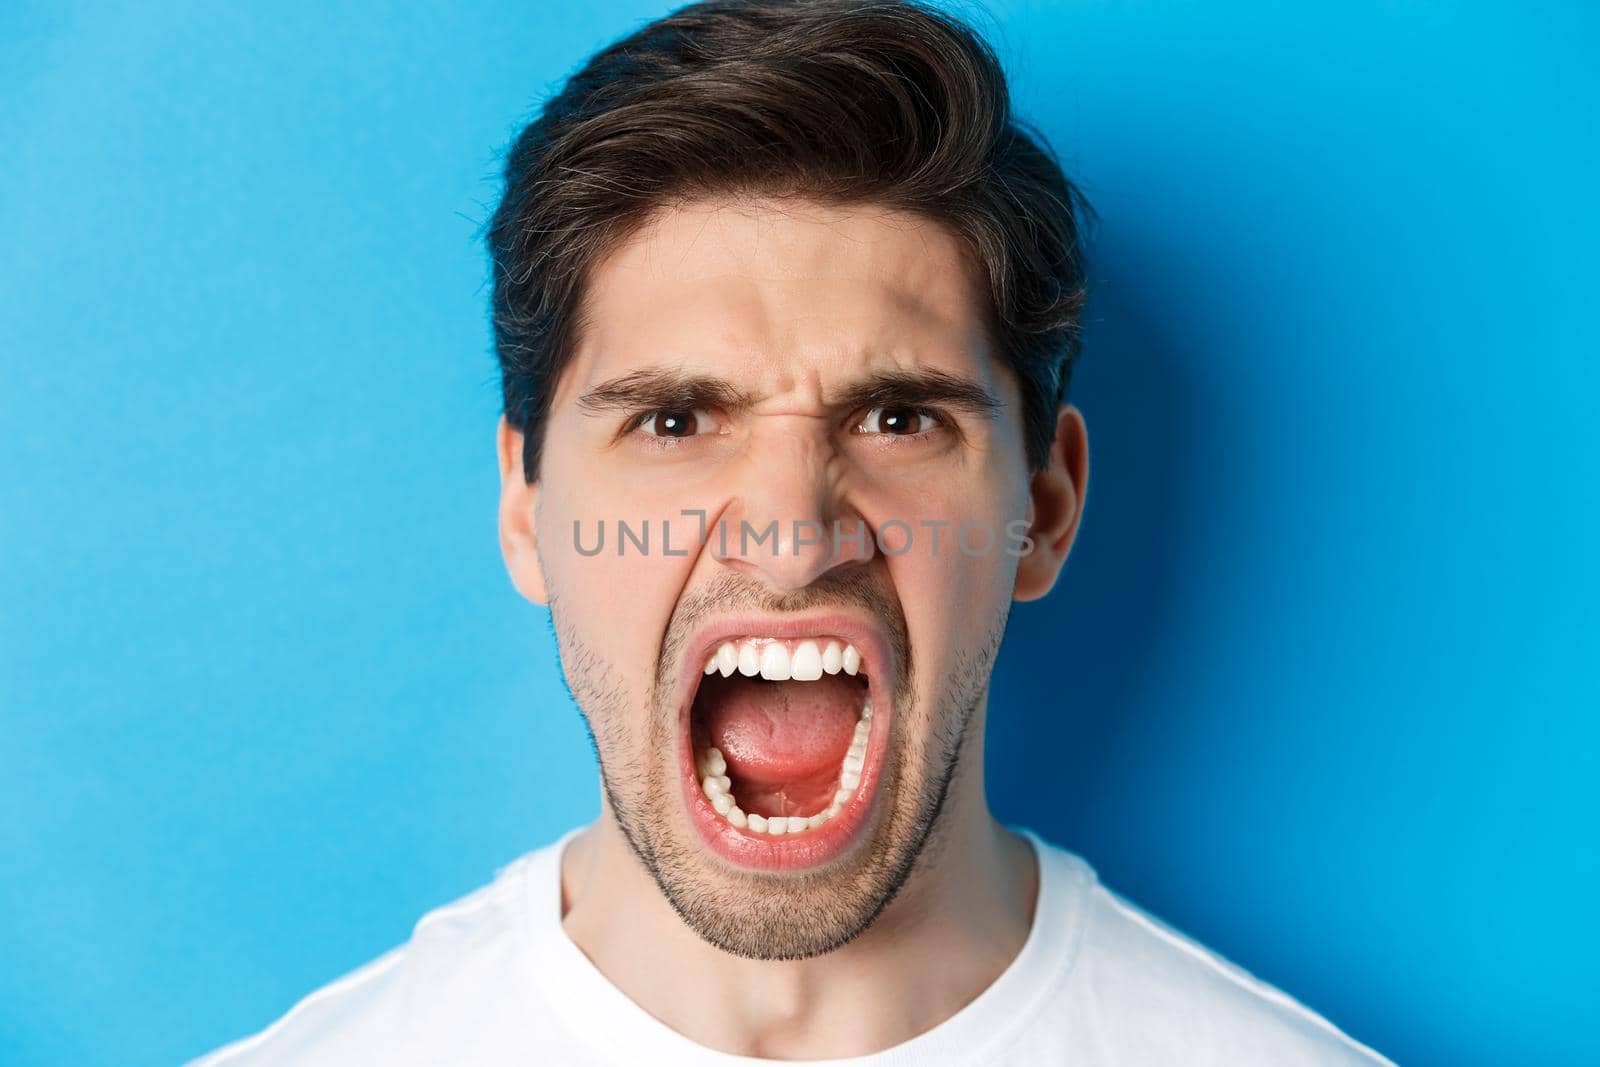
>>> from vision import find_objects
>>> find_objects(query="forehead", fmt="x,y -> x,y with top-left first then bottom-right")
565,196 -> 996,390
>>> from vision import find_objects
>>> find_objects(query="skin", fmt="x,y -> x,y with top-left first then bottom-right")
496,194 -> 1089,1058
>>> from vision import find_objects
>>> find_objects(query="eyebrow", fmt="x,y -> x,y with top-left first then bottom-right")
835,368 -> 1001,421
577,368 -> 752,416
576,366 -> 1001,420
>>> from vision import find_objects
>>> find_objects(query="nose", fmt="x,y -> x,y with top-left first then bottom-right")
712,426 -> 874,592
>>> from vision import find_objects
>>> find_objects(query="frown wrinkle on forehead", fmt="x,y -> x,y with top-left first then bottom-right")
566,196 -> 998,398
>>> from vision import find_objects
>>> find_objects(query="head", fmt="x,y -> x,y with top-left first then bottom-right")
491,0 -> 1090,960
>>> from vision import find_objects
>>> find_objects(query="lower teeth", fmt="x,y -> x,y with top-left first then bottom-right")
698,699 -> 872,836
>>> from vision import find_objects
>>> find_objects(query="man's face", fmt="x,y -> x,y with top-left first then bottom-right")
512,196 -> 1044,959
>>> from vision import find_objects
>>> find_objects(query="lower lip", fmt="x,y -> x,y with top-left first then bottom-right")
679,697 -> 887,871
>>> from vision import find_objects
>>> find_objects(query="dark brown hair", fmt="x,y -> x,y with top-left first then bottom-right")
488,0 -> 1091,480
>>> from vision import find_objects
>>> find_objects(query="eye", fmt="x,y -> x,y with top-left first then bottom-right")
856,405 -> 940,436
636,408 -> 710,438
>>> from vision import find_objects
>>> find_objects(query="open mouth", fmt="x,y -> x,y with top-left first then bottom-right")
677,621 -> 890,868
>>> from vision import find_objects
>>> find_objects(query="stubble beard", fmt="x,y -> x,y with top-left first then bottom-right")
548,571 -> 1009,961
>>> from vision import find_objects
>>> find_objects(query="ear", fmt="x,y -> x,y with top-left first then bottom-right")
1013,403 -> 1089,602
497,415 -> 549,605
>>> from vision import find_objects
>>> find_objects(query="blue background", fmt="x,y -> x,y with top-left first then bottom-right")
2,2 -> 1595,1064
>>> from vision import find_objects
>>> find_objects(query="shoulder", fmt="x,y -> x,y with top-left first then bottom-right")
186,845 -> 560,1067
1031,837 -> 1394,1066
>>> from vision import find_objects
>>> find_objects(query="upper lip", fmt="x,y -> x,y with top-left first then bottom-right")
672,610 -> 895,717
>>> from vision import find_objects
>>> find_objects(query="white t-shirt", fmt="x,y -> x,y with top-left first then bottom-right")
190,828 -> 1393,1066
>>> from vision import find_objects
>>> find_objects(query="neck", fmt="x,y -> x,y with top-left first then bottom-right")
558,745 -> 1038,1059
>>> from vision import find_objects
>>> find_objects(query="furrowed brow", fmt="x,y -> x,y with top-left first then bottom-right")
577,368 -> 752,416
835,369 -> 1002,420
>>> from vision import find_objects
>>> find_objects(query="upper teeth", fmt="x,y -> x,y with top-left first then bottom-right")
702,638 -> 863,681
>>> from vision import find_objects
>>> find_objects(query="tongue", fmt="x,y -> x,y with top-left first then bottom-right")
697,674 -> 861,795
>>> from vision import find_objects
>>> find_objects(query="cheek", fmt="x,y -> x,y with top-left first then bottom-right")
533,477 -> 697,688
865,473 -> 1022,693
887,534 -> 1015,657
858,440 -> 1022,562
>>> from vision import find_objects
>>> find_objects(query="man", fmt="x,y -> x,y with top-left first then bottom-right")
195,1 -> 1392,1062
